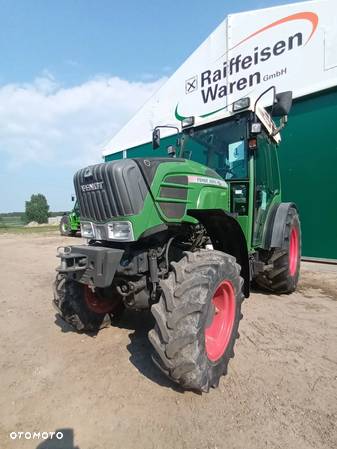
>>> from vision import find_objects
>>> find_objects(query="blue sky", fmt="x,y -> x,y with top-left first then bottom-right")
0,0 -> 302,212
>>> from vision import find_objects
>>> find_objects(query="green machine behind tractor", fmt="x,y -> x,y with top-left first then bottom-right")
53,87 -> 301,392
59,198 -> 81,236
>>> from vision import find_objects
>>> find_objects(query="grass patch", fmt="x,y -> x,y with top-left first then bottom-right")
0,215 -> 25,228
0,225 -> 59,234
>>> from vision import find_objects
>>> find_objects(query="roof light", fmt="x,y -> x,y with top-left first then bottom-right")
233,97 -> 250,112
181,116 -> 195,128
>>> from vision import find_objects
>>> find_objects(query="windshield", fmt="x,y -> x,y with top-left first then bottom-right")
181,117 -> 248,180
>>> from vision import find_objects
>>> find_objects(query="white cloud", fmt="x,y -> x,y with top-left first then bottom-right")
0,73 -> 166,170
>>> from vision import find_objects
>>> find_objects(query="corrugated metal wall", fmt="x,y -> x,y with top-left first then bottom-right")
279,86 -> 337,260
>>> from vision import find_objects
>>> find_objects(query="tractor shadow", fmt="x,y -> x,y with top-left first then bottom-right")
54,314 -> 76,333
54,314 -> 105,337
116,309 -> 186,393
249,282 -> 292,296
35,428 -> 80,449
54,310 -> 189,393
249,279 -> 276,295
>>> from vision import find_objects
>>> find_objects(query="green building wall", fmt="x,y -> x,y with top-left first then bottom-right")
279,86 -> 337,260
105,150 -> 124,161
104,135 -> 177,162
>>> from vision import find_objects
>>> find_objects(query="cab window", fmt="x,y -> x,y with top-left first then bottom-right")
182,117 -> 248,180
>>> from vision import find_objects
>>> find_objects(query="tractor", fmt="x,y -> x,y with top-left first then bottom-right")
53,87 -> 301,392
59,198 -> 81,236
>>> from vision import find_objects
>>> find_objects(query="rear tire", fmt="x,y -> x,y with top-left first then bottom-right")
149,250 -> 244,392
255,207 -> 301,293
53,274 -> 123,331
59,215 -> 72,236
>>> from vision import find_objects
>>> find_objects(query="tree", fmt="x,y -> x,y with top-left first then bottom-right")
25,194 -> 50,224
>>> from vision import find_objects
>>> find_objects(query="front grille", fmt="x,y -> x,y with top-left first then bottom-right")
74,160 -> 148,222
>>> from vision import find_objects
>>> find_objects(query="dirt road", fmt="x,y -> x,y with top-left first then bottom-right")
0,233 -> 336,449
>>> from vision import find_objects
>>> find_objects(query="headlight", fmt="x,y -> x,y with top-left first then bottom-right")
80,222 -> 94,239
107,221 -> 134,241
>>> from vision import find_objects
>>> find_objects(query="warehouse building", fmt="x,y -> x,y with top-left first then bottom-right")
103,0 -> 337,260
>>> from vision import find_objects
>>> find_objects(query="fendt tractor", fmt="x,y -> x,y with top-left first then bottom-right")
53,87 -> 301,392
59,198 -> 81,236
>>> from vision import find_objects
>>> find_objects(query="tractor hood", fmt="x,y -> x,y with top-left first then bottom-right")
74,158 -> 230,241
74,159 -> 148,223
74,158 -> 187,223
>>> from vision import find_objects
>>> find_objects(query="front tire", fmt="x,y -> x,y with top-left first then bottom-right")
149,250 -> 244,392
53,274 -> 123,331
59,215 -> 72,236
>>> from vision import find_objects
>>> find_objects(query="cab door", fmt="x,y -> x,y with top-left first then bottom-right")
253,132 -> 280,247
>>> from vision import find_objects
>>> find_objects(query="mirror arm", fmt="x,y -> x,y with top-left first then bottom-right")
271,115 -> 288,136
154,125 -> 180,134
152,125 -> 180,150
254,85 -> 276,116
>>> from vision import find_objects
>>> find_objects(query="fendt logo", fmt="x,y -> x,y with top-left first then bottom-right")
177,11 -> 318,120
81,182 -> 104,192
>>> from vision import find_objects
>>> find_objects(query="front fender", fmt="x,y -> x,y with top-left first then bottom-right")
188,209 -> 250,297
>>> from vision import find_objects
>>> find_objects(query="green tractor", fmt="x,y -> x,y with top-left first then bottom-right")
53,87 -> 301,392
59,198 -> 81,236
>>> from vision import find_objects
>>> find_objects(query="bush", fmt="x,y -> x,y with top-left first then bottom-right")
25,194 -> 50,224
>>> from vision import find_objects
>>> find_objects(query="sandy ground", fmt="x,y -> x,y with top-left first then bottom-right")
0,233 -> 336,449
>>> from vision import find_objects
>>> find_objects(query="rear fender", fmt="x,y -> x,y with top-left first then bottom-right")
265,202 -> 297,249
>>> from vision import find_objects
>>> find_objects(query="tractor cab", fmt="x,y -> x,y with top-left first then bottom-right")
152,87 -> 293,251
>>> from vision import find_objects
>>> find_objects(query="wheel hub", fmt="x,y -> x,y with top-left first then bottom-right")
84,287 -> 115,314
289,227 -> 299,276
205,280 -> 235,362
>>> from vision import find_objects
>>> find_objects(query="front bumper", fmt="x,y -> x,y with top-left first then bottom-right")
56,245 -> 124,288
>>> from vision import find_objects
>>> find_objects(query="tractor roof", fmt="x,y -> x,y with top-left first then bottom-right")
186,100 -> 281,144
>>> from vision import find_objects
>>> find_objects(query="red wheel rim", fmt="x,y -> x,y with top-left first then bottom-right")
289,226 -> 299,277
84,287 -> 114,314
205,280 -> 236,362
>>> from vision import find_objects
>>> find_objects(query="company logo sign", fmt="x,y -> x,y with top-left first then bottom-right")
185,75 -> 198,94
177,12 -> 318,120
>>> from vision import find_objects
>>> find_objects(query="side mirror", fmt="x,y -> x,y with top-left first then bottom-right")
71,195 -> 75,202
272,91 -> 293,117
152,128 -> 160,149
